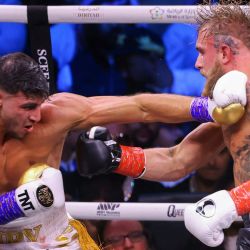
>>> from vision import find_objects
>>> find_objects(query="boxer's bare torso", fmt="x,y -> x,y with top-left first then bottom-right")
218,82 -> 250,186
222,85 -> 250,186
0,134 -> 64,193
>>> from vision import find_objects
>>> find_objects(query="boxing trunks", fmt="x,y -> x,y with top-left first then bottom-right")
0,206 -> 99,250
237,214 -> 250,250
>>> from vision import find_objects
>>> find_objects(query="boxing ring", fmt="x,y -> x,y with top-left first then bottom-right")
0,5 -> 200,23
66,201 -> 187,221
65,201 -> 242,221
0,4 -> 243,223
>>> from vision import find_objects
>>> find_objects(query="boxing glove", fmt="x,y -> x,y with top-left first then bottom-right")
0,164 -> 65,225
184,180 -> 250,247
76,126 -> 146,178
190,70 -> 247,125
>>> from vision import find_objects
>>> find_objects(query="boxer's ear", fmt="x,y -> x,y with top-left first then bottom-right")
218,44 -> 232,65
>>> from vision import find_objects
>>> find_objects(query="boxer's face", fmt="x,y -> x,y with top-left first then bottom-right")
0,91 -> 44,139
202,60 -> 225,97
195,27 -> 225,97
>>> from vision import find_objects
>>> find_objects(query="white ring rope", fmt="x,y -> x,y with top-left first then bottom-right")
0,5 -> 244,24
65,202 -> 242,221
3,5 -> 248,24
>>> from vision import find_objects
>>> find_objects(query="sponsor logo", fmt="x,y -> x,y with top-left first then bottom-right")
18,190 -> 35,211
37,49 -> 50,81
36,185 -> 54,207
76,6 -> 102,20
164,7 -> 196,22
149,7 -> 164,20
167,205 -> 184,217
196,199 -> 216,218
96,203 -> 120,217
149,6 -> 196,22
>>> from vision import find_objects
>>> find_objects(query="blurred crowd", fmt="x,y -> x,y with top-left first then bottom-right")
0,0 -> 242,249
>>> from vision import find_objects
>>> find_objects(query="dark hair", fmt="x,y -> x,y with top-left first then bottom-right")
99,220 -> 156,250
0,52 -> 49,99
196,1 -> 250,50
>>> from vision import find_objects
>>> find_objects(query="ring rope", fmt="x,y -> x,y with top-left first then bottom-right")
65,202 -> 242,221
0,5 -> 245,24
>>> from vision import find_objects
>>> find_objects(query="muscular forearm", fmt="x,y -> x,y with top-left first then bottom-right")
76,124 -> 224,181
88,94 -> 193,126
133,94 -> 193,123
143,123 -> 224,181
142,147 -> 188,181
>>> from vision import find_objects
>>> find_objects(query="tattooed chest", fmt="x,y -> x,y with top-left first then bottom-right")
233,136 -> 250,185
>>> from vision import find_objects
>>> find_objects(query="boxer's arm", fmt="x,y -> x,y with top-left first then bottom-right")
49,92 -> 194,129
87,93 -> 193,125
76,123 -> 224,181
138,123 -> 224,181
50,70 -> 247,130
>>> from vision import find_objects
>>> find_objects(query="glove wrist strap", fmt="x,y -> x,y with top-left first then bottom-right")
0,189 -> 24,224
229,180 -> 250,215
190,97 -> 213,123
113,145 -> 145,178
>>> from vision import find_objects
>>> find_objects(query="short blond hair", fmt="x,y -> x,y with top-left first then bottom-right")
196,1 -> 250,49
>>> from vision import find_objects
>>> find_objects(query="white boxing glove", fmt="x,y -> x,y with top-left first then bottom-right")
190,70 -> 247,125
213,70 -> 247,107
211,70 -> 247,125
184,190 -> 238,247
0,165 -> 65,225
16,166 -> 65,215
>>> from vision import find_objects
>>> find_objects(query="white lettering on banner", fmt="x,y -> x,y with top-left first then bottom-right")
37,49 -> 50,80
